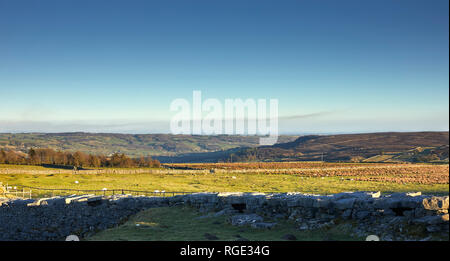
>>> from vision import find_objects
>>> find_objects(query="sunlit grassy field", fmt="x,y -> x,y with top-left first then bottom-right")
1,163 -> 448,197
87,206 -> 360,241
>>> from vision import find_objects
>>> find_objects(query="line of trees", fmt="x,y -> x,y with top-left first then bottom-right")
0,148 -> 160,168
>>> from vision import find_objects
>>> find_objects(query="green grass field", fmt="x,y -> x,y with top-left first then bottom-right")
1,164 -> 448,197
87,206 -> 360,241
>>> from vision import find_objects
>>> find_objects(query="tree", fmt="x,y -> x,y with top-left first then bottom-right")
0,147 -> 160,169
28,148 -> 41,165
88,155 -> 101,168
72,151 -> 88,168
0,149 -> 6,164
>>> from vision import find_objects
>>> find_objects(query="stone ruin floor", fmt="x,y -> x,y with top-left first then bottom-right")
0,191 -> 448,241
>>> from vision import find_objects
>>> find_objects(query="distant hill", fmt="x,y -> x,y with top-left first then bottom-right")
157,132 -> 449,163
0,133 -> 298,157
1,132 -> 447,163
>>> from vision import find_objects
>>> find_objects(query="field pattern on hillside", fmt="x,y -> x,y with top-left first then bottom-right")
0,133 -> 298,157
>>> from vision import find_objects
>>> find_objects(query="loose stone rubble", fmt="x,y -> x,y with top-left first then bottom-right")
0,191 -> 448,241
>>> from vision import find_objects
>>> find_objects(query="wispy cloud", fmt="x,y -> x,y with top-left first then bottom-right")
0,120 -> 170,134
278,111 -> 334,120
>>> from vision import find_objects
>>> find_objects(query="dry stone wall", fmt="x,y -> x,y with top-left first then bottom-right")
0,192 -> 448,241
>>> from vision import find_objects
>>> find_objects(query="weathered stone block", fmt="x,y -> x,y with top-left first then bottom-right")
230,214 -> 263,226
251,222 -> 277,229
334,198 -> 356,210
422,196 -> 449,211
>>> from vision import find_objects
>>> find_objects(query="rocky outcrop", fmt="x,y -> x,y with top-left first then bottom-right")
0,192 -> 448,241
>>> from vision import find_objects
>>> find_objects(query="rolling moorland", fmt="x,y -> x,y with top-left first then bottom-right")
0,131 -> 448,196
158,131 -> 449,163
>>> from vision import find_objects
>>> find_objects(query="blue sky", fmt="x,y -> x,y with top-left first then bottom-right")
0,0 -> 448,134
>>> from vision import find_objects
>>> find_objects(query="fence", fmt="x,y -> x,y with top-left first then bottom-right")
0,168 -> 211,175
0,183 -> 32,199
0,183 -> 196,199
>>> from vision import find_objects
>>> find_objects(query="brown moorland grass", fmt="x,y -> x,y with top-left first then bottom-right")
165,162 -> 449,185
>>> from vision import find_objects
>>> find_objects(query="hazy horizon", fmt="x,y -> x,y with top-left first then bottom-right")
0,128 -> 448,136
1,0 -> 448,133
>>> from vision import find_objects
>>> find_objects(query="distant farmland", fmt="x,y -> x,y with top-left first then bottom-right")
0,133 -> 298,157
1,162 -> 448,197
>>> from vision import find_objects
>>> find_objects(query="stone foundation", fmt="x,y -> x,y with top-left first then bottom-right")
0,192 -> 448,241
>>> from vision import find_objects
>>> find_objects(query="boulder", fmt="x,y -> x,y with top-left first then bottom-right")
213,208 -> 238,217
333,191 -> 380,200
413,214 -> 449,225
422,196 -> 449,211
230,214 -> 263,226
286,195 -> 316,208
333,198 -> 356,210
313,197 -> 332,208
354,210 -> 370,220
251,222 -> 277,229
65,195 -> 95,204
341,209 -> 353,219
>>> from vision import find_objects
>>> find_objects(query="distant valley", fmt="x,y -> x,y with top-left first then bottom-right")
0,133 -> 297,157
0,132 -> 448,164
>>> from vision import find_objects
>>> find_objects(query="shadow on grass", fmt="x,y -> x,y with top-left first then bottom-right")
86,206 -> 360,241
40,164 -> 91,170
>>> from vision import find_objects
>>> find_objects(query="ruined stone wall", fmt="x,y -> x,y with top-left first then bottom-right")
0,195 -> 171,240
0,192 -> 448,241
183,192 -> 449,240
